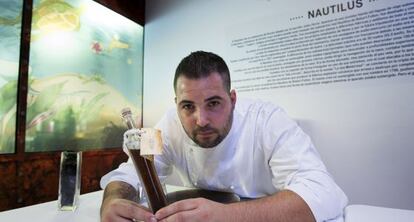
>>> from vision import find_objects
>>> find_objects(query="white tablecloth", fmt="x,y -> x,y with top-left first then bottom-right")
0,185 -> 188,222
0,190 -> 103,222
345,204 -> 414,222
1,186 -> 414,222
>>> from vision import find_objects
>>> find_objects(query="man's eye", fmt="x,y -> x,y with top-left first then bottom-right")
208,101 -> 220,107
182,104 -> 194,110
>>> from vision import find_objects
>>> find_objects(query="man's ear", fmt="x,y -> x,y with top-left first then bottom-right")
230,89 -> 237,107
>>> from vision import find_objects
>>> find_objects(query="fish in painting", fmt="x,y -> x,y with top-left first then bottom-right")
26,109 -> 56,129
91,40 -> 104,54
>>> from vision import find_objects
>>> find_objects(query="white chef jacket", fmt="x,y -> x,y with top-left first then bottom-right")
100,98 -> 348,222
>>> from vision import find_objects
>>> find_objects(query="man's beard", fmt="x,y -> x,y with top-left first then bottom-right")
189,112 -> 233,148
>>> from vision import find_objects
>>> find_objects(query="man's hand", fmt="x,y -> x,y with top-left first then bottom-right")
101,198 -> 156,222
155,198 -> 227,222
100,181 -> 157,222
155,190 -> 315,222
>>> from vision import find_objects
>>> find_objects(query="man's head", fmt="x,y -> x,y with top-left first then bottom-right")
174,51 -> 236,148
174,51 -> 231,94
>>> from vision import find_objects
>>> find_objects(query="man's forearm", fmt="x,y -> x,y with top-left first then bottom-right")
103,181 -> 138,201
100,181 -> 138,214
225,190 -> 315,222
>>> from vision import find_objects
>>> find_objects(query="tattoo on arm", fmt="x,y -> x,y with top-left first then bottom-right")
100,181 -> 139,218
103,181 -> 138,202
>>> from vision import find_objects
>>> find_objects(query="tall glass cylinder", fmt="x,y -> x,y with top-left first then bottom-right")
58,151 -> 82,211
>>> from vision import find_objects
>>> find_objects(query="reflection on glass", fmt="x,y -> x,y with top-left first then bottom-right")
0,0 -> 23,154
26,0 -> 143,152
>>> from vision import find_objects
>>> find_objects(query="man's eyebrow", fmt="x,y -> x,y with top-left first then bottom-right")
205,96 -> 223,102
178,100 -> 194,106
178,96 -> 223,106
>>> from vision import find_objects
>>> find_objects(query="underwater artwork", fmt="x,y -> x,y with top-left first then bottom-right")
24,0 -> 143,152
0,0 -> 23,154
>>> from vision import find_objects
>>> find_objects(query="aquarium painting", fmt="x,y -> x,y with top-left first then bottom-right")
0,0 -> 23,154
26,0 -> 143,152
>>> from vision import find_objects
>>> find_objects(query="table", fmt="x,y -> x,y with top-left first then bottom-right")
0,185 -> 187,222
1,186 -> 414,222
0,190 -> 103,222
344,204 -> 414,222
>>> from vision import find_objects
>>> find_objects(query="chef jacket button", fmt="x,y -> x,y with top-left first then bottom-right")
193,182 -> 198,186
230,185 -> 234,190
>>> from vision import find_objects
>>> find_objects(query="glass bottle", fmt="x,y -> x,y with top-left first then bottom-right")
121,108 -> 167,212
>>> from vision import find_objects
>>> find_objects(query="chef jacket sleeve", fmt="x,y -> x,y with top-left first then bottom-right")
262,106 -> 348,222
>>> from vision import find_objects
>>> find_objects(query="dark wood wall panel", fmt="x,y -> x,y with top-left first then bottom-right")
20,157 -> 60,206
0,162 -> 17,211
81,150 -> 128,193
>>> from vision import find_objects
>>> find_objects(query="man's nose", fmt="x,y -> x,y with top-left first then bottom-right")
195,108 -> 209,127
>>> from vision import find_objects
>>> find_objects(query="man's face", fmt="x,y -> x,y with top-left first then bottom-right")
175,72 -> 236,148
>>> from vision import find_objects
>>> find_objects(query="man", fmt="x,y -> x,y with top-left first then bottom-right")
100,51 -> 348,222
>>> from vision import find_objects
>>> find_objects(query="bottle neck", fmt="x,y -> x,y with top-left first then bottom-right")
123,115 -> 137,129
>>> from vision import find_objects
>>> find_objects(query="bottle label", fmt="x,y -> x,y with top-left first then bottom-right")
140,128 -> 163,157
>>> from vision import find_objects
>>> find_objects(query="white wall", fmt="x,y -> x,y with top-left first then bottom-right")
143,0 -> 414,210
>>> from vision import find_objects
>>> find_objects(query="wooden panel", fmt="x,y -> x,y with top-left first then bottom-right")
0,162 -> 17,211
81,149 -> 128,193
19,156 -> 60,207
